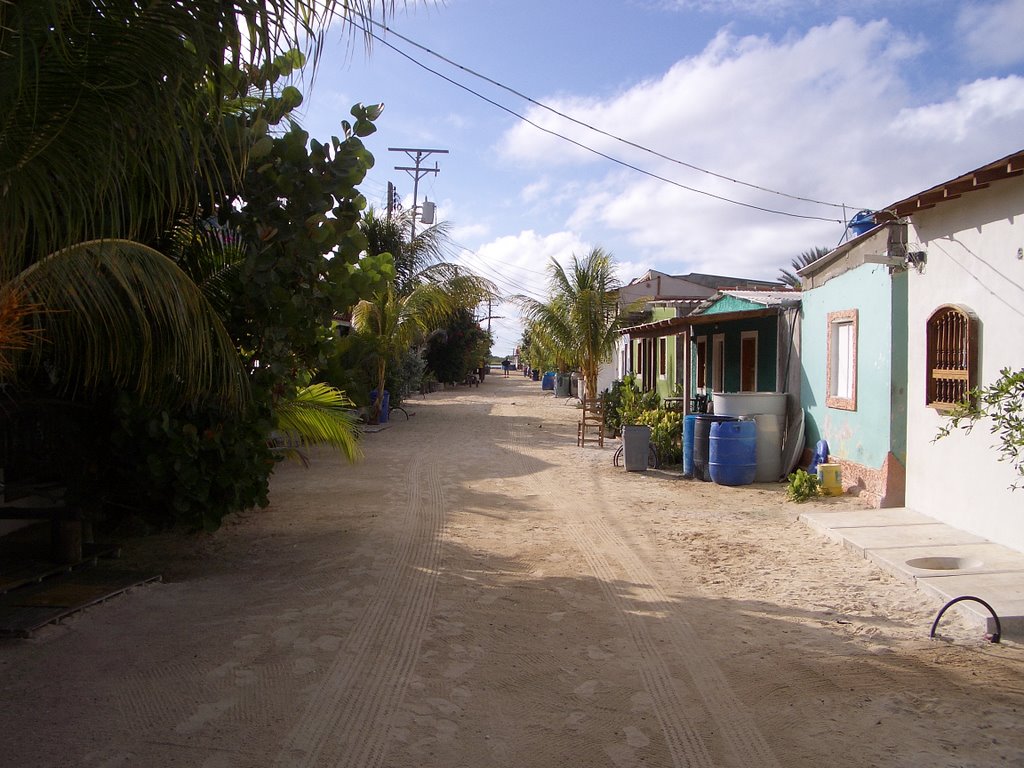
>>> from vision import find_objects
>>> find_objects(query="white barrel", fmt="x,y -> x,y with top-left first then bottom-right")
712,392 -> 788,418
752,413 -> 783,482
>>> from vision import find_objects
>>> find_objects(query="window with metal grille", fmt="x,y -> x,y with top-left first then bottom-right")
926,305 -> 978,410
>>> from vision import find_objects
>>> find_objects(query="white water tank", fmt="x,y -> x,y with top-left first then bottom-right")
752,413 -> 783,482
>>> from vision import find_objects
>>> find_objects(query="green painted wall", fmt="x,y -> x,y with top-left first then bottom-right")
690,314 -> 778,393
800,264 -> 907,468
701,294 -> 759,315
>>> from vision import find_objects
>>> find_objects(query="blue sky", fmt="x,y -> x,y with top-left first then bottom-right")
298,0 -> 1024,355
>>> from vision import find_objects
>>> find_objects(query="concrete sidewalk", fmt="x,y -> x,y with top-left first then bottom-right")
799,506 -> 1024,640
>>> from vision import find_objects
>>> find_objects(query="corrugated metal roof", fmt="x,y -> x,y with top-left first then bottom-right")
715,290 -> 801,306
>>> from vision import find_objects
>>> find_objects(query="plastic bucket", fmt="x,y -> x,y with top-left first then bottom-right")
693,414 -> 736,482
682,414 -> 698,478
817,463 -> 843,496
709,419 -> 757,486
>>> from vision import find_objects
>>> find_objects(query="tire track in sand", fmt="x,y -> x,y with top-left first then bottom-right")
509,420 -> 779,767
273,451 -> 445,768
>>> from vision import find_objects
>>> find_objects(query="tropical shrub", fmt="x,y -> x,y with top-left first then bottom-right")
618,373 -> 660,426
638,408 -> 683,465
602,380 -> 625,436
786,469 -> 822,503
936,366 -> 1024,490
425,308 -> 493,384
106,397 -> 275,532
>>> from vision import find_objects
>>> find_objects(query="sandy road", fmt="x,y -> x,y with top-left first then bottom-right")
2,376 -> 1023,767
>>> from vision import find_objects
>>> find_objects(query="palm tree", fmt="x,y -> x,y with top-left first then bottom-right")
361,208 -> 454,295
352,282 -> 455,421
352,209 -> 495,420
272,383 -> 362,464
518,248 -> 623,402
778,246 -> 831,289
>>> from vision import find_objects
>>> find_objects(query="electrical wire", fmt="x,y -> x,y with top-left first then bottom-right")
354,19 -> 852,223
455,249 -> 548,302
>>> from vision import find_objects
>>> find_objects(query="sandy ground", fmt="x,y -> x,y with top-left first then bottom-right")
2,376 -> 1024,768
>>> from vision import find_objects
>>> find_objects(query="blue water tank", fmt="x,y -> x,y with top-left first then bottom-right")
709,419 -> 757,486
849,210 -> 876,237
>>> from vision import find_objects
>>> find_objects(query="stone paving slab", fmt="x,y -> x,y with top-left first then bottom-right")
798,507 -> 1024,639
916,572 -> 1024,638
866,542 -> 1024,584
834,523 -> 986,555
799,507 -> 936,530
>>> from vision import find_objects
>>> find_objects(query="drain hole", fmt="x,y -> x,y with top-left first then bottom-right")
906,556 -> 983,571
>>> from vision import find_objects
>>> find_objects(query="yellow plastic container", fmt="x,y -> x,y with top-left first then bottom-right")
817,463 -> 843,496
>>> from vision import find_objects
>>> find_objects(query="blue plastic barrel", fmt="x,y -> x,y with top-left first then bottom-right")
709,419 -> 757,486
682,414 -> 698,478
369,389 -> 390,423
693,414 -> 736,482
541,372 -> 555,390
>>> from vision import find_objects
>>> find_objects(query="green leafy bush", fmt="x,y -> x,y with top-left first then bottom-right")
936,366 -> 1024,490
786,469 -> 821,503
105,396 -> 275,532
618,373 -> 660,426
638,408 -> 683,465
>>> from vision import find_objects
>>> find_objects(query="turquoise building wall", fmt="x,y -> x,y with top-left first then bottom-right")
800,264 -> 907,469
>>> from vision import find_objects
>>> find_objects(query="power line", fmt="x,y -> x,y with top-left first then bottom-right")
453,245 -> 549,302
356,19 -> 851,222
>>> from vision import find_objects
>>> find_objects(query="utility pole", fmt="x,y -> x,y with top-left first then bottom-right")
478,298 -> 504,334
389,147 -> 448,240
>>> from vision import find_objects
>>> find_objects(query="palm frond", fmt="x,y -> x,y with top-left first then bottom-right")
167,219 -> 247,313
0,1 -> 394,270
9,239 -> 248,409
273,382 -> 362,462
778,246 -> 830,289
0,286 -> 43,380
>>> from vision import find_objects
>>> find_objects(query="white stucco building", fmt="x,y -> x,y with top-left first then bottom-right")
883,150 -> 1024,552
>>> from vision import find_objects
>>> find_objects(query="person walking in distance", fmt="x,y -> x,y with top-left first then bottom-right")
502,357 -> 510,377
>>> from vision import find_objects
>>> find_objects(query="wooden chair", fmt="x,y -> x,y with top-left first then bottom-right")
577,394 -> 605,448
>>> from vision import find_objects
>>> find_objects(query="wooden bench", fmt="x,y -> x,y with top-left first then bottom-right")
0,501 -> 84,564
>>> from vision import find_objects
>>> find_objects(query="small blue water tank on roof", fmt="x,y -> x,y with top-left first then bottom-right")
849,210 -> 876,237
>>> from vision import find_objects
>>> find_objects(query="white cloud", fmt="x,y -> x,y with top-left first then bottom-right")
889,76 -> 1024,142
495,17 -> 1023,282
957,0 -> 1024,68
